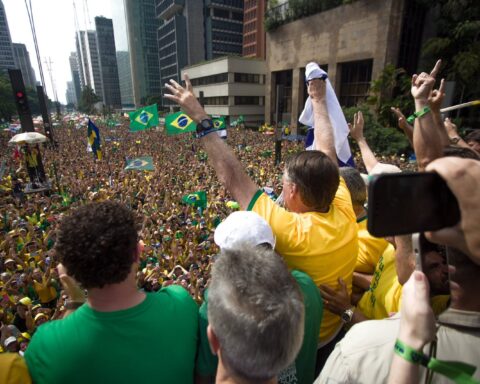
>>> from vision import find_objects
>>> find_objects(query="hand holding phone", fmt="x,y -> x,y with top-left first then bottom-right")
368,172 -> 460,237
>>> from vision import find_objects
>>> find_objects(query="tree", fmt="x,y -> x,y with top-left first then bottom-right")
0,72 -> 16,121
419,0 -> 480,104
78,86 -> 100,114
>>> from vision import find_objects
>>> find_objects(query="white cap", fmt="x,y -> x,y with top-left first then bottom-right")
214,211 -> 275,250
4,336 -> 17,347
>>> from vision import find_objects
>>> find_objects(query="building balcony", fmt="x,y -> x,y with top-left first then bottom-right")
264,0 -> 353,32
156,0 -> 184,20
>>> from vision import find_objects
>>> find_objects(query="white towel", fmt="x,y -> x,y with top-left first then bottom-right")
299,62 -> 352,165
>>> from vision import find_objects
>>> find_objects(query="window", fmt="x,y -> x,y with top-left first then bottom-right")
273,70 -> 293,113
203,96 -> 229,105
339,59 -> 373,107
190,73 -> 228,86
234,72 -> 260,83
234,96 -> 263,105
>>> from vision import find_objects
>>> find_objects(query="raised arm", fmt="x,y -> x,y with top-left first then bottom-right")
391,107 -> 414,146
394,235 -> 415,285
308,79 -> 336,163
348,111 -> 379,172
164,74 -> 258,210
411,60 -> 445,170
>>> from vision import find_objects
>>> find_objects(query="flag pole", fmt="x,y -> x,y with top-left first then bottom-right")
440,100 -> 480,113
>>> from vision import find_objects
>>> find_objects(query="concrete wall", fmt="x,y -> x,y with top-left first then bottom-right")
265,0 -> 405,132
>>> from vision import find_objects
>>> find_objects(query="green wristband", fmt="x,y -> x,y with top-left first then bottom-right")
394,339 -> 479,384
407,106 -> 431,124
394,339 -> 429,366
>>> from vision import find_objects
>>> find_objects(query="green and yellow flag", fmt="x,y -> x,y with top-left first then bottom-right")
165,111 -> 196,135
181,191 -> 207,209
212,116 -> 226,130
129,104 -> 159,131
124,157 -> 155,171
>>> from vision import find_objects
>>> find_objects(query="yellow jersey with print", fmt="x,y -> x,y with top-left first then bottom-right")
355,219 -> 389,274
248,177 -> 358,342
357,244 -> 402,319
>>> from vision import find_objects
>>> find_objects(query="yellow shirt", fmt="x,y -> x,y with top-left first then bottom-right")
0,353 -> 32,384
33,277 -> 57,304
357,244 -> 402,319
355,219 -> 389,274
249,177 -> 358,341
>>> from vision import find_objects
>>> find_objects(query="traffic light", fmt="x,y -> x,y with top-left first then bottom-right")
15,90 -> 30,114
8,69 -> 34,132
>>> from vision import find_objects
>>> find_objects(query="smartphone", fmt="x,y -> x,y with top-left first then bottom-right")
367,172 -> 461,237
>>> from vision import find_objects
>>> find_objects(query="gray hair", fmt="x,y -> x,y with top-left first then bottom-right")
339,167 -> 367,208
208,244 -> 304,382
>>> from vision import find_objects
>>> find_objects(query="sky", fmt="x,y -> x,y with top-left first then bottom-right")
3,0 -> 123,104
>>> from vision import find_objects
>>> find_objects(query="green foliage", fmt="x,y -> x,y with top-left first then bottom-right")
265,0 -> 354,32
419,0 -> 480,101
0,72 -> 16,121
78,86 -> 100,114
343,105 -> 411,156
367,64 -> 414,127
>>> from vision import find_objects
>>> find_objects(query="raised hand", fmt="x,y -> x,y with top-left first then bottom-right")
348,111 -> 365,141
411,59 -> 441,101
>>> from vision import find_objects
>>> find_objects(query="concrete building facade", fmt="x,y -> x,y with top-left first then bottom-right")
66,81 -> 77,105
181,56 -> 266,124
124,0 -> 161,107
204,0 -> 244,60
76,30 -> 103,100
95,16 -> 122,109
265,0 -> 421,133
116,51 -> 134,108
12,43 -> 36,88
243,0 -> 266,59
0,0 -> 15,71
156,0 -> 206,107
69,52 -> 82,103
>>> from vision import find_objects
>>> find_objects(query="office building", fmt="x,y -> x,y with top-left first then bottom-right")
181,56 -> 266,124
243,0 -> 266,58
95,16 -> 122,109
124,0 -> 161,107
75,30 -> 103,100
12,43 -> 36,88
66,81 -> 77,105
264,0 -> 427,133
116,51 -> 134,108
69,52 -> 82,103
0,0 -> 15,71
204,0 -> 244,60
156,0 -> 205,107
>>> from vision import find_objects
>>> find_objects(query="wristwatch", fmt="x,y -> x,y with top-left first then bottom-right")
450,136 -> 461,145
341,306 -> 355,324
196,118 -> 215,139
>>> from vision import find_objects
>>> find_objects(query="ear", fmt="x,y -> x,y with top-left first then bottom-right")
207,325 -> 220,355
135,241 -> 144,263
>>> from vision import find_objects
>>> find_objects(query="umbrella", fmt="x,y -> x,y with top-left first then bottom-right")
8,132 -> 47,146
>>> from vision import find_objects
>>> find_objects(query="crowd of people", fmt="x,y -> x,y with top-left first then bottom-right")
0,57 -> 479,384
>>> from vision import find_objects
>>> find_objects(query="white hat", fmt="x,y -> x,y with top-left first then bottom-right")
4,336 -> 17,347
214,211 -> 275,250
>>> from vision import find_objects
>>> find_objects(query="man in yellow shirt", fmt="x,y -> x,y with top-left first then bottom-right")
165,71 -> 358,371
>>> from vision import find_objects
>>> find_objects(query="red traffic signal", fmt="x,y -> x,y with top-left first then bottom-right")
16,91 -> 24,98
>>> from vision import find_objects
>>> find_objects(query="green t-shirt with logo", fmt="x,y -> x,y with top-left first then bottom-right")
196,270 -> 323,384
25,286 -> 198,384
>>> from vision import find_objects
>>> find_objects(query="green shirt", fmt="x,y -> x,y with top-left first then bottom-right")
25,286 -> 198,384
196,270 -> 323,384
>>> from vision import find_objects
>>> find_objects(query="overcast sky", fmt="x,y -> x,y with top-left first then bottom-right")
3,0 -> 122,104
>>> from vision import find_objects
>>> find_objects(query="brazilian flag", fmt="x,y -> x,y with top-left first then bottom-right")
165,111 -> 196,135
87,119 -> 102,160
181,191 -> 207,209
212,116 -> 226,130
129,104 -> 159,131
124,156 -> 155,171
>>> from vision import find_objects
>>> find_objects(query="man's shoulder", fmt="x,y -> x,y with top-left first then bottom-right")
156,285 -> 198,313
338,316 -> 400,356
